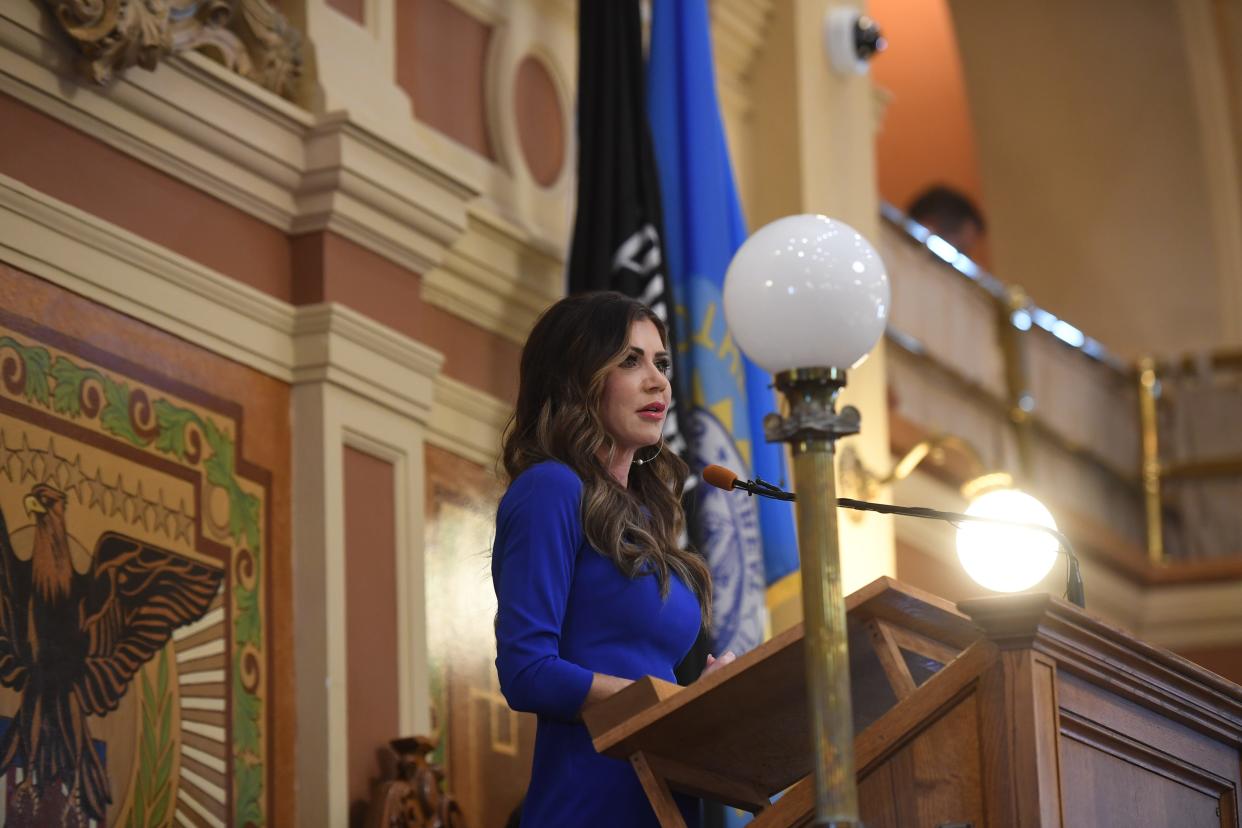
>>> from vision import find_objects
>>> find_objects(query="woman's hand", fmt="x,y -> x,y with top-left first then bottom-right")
580,672 -> 634,711
701,651 -> 736,678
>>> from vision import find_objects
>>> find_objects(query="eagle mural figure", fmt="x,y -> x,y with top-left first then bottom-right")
0,483 -> 224,825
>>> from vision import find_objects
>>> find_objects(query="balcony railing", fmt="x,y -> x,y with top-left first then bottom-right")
878,203 -> 1241,566
1145,351 -> 1242,560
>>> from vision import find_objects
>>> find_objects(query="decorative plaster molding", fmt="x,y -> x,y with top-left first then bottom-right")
0,174 -> 513,462
1,2 -> 571,347
294,113 -> 478,273
422,205 -> 563,344
710,0 -> 774,118
40,0 -> 301,98
1,5 -> 312,227
0,174 -> 301,378
483,2 -> 575,197
427,375 -> 510,469
291,303 -> 444,424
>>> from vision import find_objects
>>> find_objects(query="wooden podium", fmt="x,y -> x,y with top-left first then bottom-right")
583,577 -> 1242,827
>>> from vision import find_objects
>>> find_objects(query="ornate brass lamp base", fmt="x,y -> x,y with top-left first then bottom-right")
766,368 -> 862,827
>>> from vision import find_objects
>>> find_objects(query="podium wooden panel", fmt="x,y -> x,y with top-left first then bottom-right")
583,577 -> 1242,827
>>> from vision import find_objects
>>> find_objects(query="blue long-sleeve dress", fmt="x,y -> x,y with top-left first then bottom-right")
492,461 -> 702,827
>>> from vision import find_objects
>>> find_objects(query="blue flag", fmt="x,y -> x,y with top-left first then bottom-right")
647,0 -> 799,661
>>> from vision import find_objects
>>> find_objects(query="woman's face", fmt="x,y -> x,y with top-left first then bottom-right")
599,318 -> 672,455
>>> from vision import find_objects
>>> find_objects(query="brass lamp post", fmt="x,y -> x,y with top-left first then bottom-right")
723,215 -> 890,827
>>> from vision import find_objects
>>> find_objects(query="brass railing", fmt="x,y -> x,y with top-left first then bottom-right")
1137,358 -> 1163,563
1137,350 -> 1242,562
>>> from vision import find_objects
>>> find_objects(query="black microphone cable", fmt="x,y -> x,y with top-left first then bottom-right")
701,464 -> 1085,608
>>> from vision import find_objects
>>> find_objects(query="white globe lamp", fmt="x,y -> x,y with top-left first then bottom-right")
723,214 -> 890,372
956,488 -> 1060,593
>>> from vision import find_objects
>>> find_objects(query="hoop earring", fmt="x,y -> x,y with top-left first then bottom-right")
632,439 -> 664,467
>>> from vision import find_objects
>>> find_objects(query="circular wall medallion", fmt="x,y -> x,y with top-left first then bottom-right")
513,54 -> 566,188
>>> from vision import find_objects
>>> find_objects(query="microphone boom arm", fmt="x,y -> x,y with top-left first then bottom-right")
715,469 -> 1085,608
836,495 -> 1085,609
702,464 -> 1085,608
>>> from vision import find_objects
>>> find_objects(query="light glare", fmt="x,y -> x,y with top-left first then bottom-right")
927,235 -> 958,263
956,489 -> 1059,593
1052,320 -> 1086,348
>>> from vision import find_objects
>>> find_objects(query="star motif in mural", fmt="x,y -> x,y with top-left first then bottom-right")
0,429 -> 12,482
109,474 -> 129,521
131,482 -> 151,530
126,487 -> 143,525
172,498 -> 194,544
2,433 -> 181,534
40,437 -> 60,486
150,493 -> 173,537
15,433 -> 39,483
83,468 -> 109,513
62,454 -> 88,503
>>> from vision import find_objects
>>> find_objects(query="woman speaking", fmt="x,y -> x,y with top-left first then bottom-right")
492,291 -> 733,827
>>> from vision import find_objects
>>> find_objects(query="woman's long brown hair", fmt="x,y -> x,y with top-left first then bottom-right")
501,291 -> 712,627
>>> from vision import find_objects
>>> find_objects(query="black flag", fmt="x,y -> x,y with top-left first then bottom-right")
567,0 -> 670,315
567,0 -> 686,463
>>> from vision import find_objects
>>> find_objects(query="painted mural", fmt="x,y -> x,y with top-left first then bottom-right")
424,445 -> 533,828
0,310 -> 270,826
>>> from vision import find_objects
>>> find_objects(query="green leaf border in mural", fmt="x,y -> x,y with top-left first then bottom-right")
0,335 -> 265,825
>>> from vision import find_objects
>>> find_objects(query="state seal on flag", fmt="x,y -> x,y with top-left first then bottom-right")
688,407 -> 765,656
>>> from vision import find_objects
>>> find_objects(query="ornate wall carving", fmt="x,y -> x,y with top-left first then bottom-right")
40,0 -> 302,98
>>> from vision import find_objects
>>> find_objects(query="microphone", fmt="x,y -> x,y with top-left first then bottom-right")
702,465 -> 797,501
700,465 -> 1086,608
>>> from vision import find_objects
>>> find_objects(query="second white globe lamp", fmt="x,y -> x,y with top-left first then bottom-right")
956,488 -> 1060,593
